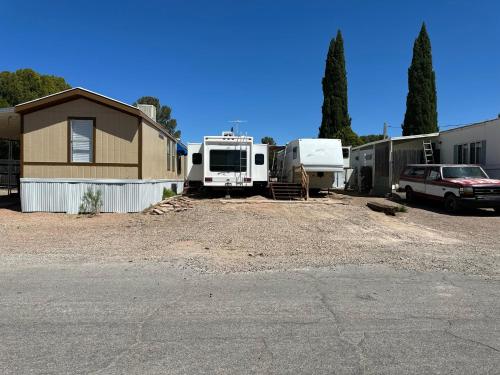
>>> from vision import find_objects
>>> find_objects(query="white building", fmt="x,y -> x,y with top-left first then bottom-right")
349,116 -> 500,194
439,117 -> 499,178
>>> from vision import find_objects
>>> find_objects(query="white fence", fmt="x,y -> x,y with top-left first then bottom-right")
20,178 -> 184,214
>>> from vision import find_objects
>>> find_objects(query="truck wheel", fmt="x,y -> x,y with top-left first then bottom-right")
405,187 -> 415,203
494,208 -> 500,214
444,194 -> 460,213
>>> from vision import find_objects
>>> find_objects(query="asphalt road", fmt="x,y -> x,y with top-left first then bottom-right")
0,263 -> 499,374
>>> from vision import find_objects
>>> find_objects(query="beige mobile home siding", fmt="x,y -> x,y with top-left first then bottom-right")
23,165 -> 138,179
141,120 -> 179,179
22,98 -> 139,178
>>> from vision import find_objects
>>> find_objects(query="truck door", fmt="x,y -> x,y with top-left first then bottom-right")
408,166 -> 426,194
425,166 -> 443,198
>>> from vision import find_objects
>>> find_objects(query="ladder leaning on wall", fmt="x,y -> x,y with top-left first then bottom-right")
422,140 -> 435,164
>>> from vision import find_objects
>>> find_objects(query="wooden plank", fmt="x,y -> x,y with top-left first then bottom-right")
366,201 -> 397,216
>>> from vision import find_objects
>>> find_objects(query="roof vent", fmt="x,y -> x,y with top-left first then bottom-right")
137,104 -> 157,122
222,131 -> 234,137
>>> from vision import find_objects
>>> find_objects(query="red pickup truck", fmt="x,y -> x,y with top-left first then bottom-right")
399,164 -> 500,212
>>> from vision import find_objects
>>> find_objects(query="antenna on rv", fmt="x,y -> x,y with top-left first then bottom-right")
228,120 -> 247,136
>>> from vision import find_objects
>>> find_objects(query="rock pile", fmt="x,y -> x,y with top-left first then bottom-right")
148,196 -> 194,215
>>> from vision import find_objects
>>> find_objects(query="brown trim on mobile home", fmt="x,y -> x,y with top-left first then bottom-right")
23,162 -> 139,167
67,117 -> 96,163
15,88 -> 177,143
20,114 -> 24,178
138,118 -> 143,179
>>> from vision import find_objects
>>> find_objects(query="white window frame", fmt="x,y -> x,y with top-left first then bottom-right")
69,118 -> 94,163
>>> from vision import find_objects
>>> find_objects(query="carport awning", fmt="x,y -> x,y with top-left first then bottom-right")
177,142 -> 187,156
0,108 -> 20,140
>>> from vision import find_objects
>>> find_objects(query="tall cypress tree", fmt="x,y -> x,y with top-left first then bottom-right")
402,23 -> 438,135
319,30 -> 359,145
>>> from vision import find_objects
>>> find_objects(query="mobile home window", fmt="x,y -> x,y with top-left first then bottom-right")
209,150 -> 247,172
192,153 -> 202,165
292,147 -> 297,159
166,140 -> 171,171
469,141 -> 483,164
171,140 -> 176,172
342,148 -> 349,159
255,153 -> 264,165
70,118 -> 94,163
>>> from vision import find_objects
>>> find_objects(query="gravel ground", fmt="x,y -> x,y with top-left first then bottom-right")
0,193 -> 499,277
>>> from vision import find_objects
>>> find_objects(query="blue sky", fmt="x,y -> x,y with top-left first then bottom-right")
4,0 -> 500,144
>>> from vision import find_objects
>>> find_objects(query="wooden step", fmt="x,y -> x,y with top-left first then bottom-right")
270,182 -> 304,200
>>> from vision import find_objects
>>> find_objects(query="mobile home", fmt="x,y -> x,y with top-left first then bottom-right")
278,138 -> 344,191
439,117 -> 499,178
187,131 -> 268,189
0,87 -> 186,213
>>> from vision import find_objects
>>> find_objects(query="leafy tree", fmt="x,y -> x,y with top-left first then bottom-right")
402,23 -> 438,135
0,97 -> 9,107
261,136 -> 276,145
319,30 -> 360,146
133,96 -> 180,138
359,134 -> 384,144
0,69 -> 71,107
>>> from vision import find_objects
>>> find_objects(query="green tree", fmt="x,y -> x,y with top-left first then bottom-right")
359,134 -> 384,145
133,96 -> 180,138
402,23 -> 438,135
261,136 -> 276,145
319,30 -> 360,146
0,69 -> 71,107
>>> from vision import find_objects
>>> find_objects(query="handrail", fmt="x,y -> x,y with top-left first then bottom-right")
293,164 -> 309,200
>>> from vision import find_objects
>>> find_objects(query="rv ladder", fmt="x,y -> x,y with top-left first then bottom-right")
423,141 -> 435,164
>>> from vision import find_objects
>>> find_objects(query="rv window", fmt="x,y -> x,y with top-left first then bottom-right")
192,153 -> 202,165
342,149 -> 349,158
255,153 -> 264,165
210,150 -> 247,172
292,147 -> 297,159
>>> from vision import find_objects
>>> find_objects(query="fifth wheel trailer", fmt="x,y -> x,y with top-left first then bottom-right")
277,138 -> 344,191
187,131 -> 268,189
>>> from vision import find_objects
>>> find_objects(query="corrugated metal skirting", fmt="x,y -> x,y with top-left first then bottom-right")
20,178 -> 184,214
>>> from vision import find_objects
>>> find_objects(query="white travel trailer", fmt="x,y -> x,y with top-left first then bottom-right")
277,138 -> 344,191
187,131 -> 268,189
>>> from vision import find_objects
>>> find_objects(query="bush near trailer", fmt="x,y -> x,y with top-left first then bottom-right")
162,188 -> 176,200
79,187 -> 103,216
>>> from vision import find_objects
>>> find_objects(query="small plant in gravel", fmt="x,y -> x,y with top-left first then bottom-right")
162,188 -> 176,200
79,187 -> 103,216
397,204 -> 408,213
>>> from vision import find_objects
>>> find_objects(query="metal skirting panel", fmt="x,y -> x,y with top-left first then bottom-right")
20,178 -> 184,214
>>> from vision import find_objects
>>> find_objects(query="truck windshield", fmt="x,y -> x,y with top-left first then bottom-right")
209,150 -> 247,172
442,166 -> 488,179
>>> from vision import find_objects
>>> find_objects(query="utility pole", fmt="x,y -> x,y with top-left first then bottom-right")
383,122 -> 388,139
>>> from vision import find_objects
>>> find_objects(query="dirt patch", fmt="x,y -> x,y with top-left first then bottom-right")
0,194 -> 498,277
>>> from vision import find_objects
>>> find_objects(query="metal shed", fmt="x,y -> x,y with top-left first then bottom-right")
350,133 -> 439,195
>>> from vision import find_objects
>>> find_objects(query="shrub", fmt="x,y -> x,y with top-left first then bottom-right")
79,187 -> 103,216
162,188 -> 176,200
397,205 -> 408,213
